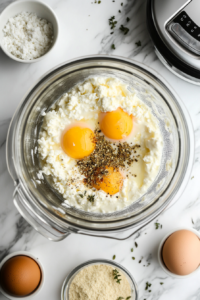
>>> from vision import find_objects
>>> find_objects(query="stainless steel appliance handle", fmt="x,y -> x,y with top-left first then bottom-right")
13,184 -> 70,242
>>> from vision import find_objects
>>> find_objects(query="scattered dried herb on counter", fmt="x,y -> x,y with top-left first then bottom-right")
111,44 -> 116,49
119,25 -> 129,35
109,16 -> 117,29
132,257 -> 135,260
121,2 -> 123,5
126,17 -> 130,22
145,282 -> 152,291
160,282 -> 164,285
113,255 -> 116,260
119,10 -> 121,13
135,40 -> 141,46
135,242 -> 138,248
131,248 -> 133,252
155,222 -> 162,229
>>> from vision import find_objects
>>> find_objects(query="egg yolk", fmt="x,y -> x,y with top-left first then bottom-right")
93,166 -> 123,195
62,126 -> 95,159
100,108 -> 133,140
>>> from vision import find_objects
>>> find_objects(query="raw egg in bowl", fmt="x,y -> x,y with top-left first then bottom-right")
99,108 -> 133,141
61,123 -> 96,159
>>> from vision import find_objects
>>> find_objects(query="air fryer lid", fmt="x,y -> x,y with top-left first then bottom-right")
147,0 -> 200,80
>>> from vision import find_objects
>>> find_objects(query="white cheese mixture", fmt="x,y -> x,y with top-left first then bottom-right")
3,12 -> 53,60
38,77 -> 163,213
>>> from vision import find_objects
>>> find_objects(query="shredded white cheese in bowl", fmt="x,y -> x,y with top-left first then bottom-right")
3,12 -> 54,60
0,1 -> 59,63
61,260 -> 138,300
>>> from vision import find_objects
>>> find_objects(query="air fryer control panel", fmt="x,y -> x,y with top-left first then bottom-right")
167,0 -> 200,55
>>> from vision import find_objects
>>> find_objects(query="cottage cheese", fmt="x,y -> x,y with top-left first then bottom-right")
38,77 -> 163,213
2,12 -> 53,60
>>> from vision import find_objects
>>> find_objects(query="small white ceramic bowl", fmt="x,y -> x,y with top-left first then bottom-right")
0,0 -> 59,63
0,251 -> 44,299
158,227 -> 200,278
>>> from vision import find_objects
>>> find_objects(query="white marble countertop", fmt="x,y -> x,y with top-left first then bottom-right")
1,0 -> 200,299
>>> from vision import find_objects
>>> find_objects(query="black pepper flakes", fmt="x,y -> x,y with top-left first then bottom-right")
77,129 -> 141,191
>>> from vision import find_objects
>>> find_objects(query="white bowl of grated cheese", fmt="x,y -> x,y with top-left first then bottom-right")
0,0 -> 59,63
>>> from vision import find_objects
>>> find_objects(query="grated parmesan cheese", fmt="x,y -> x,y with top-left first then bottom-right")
69,264 -> 132,300
2,11 -> 54,60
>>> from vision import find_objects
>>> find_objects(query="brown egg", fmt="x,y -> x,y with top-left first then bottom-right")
0,255 -> 41,296
162,230 -> 200,275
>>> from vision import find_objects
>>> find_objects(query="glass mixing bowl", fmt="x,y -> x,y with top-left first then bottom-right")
6,56 -> 194,241
61,259 -> 138,300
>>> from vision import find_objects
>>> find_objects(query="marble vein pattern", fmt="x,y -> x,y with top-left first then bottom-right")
0,0 -> 200,299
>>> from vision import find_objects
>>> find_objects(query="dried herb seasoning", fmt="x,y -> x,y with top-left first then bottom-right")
155,222 -> 162,229
87,195 -> 95,203
109,16 -> 117,29
119,25 -> 129,35
135,40 -> 141,46
113,269 -> 122,284
77,129 -> 140,191
145,282 -> 152,291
